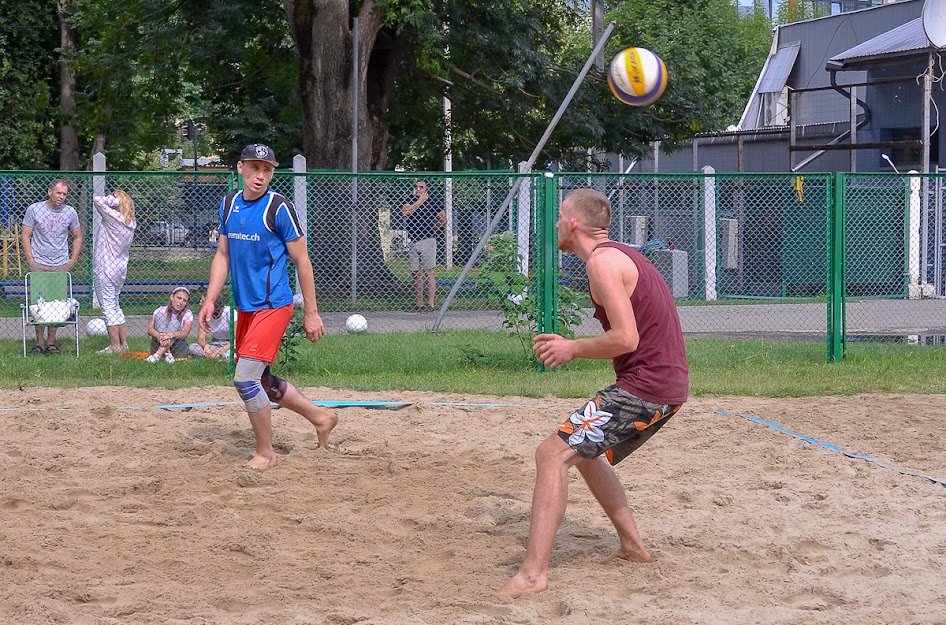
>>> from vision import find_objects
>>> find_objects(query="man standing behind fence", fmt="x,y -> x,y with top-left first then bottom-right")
402,179 -> 446,313
22,179 -> 82,354
199,144 -> 337,469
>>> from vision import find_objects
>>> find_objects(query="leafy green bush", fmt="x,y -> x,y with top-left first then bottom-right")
277,313 -> 306,367
474,232 -> 586,364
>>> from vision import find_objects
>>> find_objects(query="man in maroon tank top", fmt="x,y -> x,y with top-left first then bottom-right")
501,188 -> 689,598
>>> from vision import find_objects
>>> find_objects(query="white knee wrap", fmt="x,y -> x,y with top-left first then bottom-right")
233,358 -> 269,412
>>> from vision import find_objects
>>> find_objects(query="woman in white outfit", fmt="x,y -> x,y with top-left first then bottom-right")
92,190 -> 136,353
189,290 -> 231,360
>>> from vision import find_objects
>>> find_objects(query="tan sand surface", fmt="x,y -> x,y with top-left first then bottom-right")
1,387 -> 944,624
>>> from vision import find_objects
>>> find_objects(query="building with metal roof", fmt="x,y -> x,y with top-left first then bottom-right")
639,0 -> 944,174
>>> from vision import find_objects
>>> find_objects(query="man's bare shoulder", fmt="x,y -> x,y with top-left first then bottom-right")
587,245 -> 634,272
587,246 -> 639,299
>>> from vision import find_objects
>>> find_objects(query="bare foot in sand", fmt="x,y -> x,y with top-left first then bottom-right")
313,408 -> 338,449
604,543 -> 653,564
278,388 -> 338,449
246,453 -> 278,470
499,572 -> 548,598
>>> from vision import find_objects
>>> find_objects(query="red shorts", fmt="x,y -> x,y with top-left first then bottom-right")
234,305 -> 294,364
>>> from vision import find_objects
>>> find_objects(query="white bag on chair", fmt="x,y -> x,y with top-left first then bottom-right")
30,299 -> 73,323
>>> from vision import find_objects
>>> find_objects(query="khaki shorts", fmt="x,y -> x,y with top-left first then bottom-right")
408,237 -> 437,271
29,262 -> 71,272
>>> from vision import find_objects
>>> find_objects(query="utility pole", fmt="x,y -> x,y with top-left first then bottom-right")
185,119 -> 198,171
592,0 -> 605,72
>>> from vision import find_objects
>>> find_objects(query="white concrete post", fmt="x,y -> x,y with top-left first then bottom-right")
444,96 -> 454,269
445,175 -> 454,269
516,161 -> 531,276
293,154 -> 308,296
91,152 -> 107,309
702,165 -> 718,301
908,171 -> 922,299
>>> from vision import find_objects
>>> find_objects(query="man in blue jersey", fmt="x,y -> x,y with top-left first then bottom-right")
199,144 -> 337,469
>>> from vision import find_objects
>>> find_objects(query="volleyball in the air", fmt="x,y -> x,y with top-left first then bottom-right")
346,314 -> 368,333
607,47 -> 668,107
86,318 -> 108,337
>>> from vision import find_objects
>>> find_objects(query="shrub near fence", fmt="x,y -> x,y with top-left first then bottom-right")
1,165 -> 944,361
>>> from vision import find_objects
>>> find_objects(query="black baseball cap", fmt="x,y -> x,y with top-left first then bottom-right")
240,143 -> 279,166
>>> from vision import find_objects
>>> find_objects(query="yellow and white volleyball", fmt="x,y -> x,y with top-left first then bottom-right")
345,314 -> 368,333
607,47 -> 668,107
86,318 -> 108,336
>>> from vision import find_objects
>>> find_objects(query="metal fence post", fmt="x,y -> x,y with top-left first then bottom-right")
827,172 -> 845,362
538,173 -> 557,370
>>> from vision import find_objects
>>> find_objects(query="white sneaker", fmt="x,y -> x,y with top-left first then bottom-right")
145,353 -> 160,363
96,346 -> 115,355
164,353 -> 175,364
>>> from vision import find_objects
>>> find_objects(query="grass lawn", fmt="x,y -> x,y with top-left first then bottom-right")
2,331 -> 944,397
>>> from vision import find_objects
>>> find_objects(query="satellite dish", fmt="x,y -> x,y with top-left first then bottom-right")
923,0 -> 946,49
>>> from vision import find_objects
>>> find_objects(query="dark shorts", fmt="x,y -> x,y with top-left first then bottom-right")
150,337 -> 190,358
557,384 -> 683,466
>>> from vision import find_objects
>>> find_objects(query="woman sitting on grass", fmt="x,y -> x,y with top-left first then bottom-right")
146,286 -> 193,364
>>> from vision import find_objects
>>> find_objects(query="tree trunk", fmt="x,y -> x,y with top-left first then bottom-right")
284,0 -> 411,297
57,0 -> 80,171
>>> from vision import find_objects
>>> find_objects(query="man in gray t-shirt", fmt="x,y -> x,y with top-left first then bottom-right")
22,179 -> 83,354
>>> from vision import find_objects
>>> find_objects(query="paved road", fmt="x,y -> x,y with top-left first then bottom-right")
5,298 -> 945,341
678,298 -> 946,339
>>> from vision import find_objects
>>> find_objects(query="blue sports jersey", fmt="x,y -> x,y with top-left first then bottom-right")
217,189 -> 303,312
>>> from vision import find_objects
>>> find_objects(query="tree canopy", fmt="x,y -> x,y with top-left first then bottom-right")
0,1 -> 60,169
0,0 -> 773,171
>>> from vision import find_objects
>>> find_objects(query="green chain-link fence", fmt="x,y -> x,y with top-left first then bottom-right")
0,171 -> 233,347
839,173 -> 946,354
2,167 -> 945,360
274,171 -> 542,321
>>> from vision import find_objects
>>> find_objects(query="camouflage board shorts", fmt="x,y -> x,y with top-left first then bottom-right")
557,384 -> 683,466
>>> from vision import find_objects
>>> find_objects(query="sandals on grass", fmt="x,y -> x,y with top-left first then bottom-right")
46,344 -> 62,355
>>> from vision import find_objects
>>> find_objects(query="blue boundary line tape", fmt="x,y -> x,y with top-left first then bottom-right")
3,399 -> 568,413
151,400 -> 564,410
152,400 -> 412,410
315,400 -> 408,407
717,410 -> 946,488
433,401 -> 564,409
155,402 -> 232,409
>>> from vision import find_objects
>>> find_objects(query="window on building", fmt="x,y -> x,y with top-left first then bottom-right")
880,127 -> 940,170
